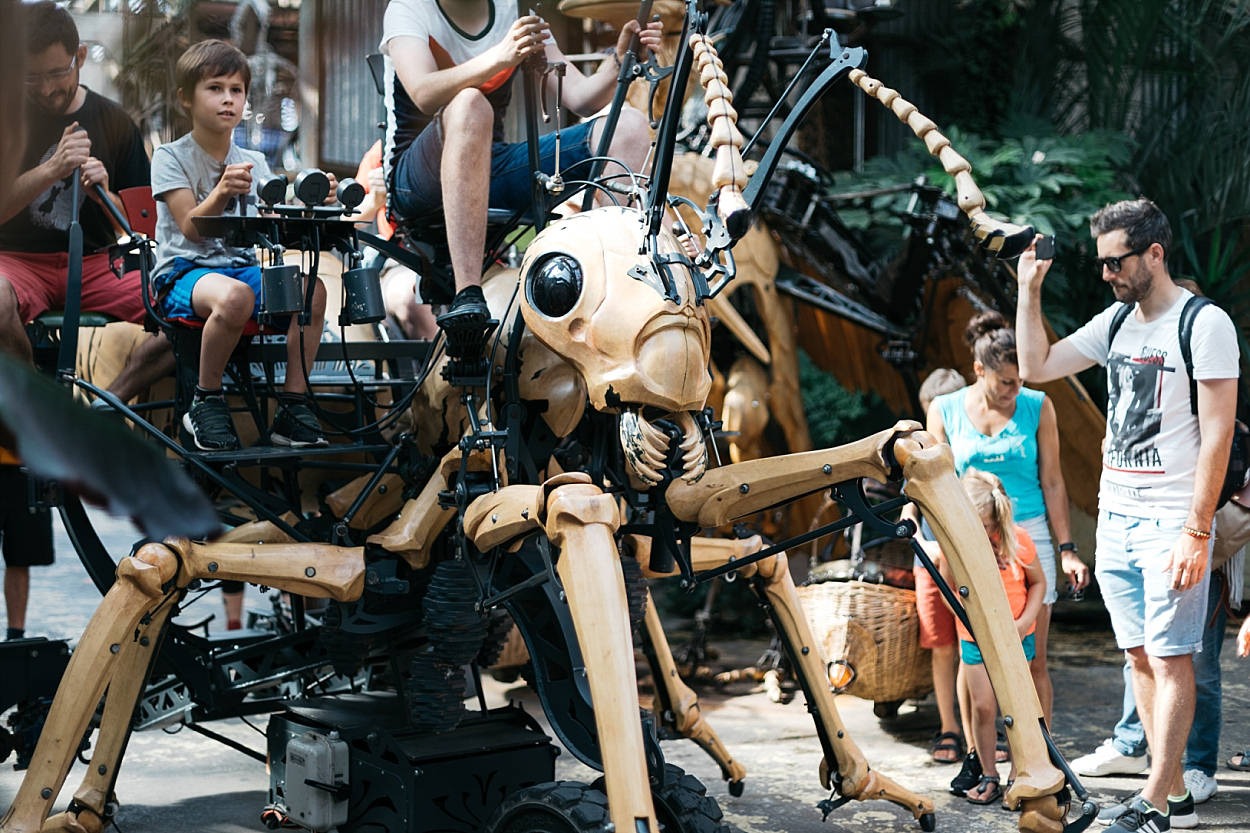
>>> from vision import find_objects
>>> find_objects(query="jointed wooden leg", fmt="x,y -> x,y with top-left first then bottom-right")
747,552 -> 934,822
640,593 -> 747,791
0,543 -> 180,833
41,602 -> 176,833
896,435 -> 1064,833
544,482 -> 659,833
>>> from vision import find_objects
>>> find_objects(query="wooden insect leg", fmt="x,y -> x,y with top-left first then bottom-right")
543,481 -> 660,833
41,602 -> 176,833
0,543 -> 180,833
640,591 -> 747,792
746,551 -> 935,824
897,435 -> 1065,833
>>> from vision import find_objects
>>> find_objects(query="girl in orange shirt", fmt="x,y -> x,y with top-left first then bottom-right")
944,468 -> 1045,805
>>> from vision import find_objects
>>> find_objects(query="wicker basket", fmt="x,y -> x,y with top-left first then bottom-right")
796,579 -> 932,704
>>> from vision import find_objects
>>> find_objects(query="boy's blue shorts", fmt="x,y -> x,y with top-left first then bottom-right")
158,257 -> 264,321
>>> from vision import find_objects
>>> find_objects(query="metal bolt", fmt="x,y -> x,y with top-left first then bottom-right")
895,524 -> 910,537
98,764 -> 107,775
305,566 -> 316,578
207,562 -> 218,573
1003,716 -> 1014,727
739,483 -> 750,494
491,513 -> 499,524
959,586 -> 969,598
801,646 -> 809,655
377,484 -> 387,494
140,636 -> 150,647
40,788 -> 52,799
822,464 -> 832,475
109,643 -> 120,654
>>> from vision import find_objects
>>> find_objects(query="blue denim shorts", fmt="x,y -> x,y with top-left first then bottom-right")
392,118 -> 599,220
158,257 -> 264,321
1094,510 -> 1211,656
961,633 -> 1036,666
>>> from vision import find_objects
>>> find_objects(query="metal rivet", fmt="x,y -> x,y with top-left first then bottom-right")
140,636 -> 150,647
491,513 -> 499,524
109,643 -> 120,654
959,586 -> 969,598
40,788 -> 52,799
1003,716 -> 1014,727
207,562 -> 218,573
98,764 -> 107,775
377,484 -> 387,494
739,484 -> 750,494
822,464 -> 832,475
801,646 -> 809,655
305,566 -> 316,578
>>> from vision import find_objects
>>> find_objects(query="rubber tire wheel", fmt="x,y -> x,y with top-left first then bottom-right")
593,764 -> 731,833
485,781 -> 610,833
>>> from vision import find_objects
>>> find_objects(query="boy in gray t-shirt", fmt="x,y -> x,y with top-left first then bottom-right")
152,39 -> 327,452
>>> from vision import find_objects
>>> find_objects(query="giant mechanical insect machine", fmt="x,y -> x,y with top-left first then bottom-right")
2,5 -> 1093,833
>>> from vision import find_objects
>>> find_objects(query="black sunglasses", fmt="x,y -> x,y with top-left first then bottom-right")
1095,243 -> 1152,274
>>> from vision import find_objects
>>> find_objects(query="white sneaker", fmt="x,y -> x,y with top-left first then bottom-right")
1183,768 -> 1218,803
1072,738 -> 1150,777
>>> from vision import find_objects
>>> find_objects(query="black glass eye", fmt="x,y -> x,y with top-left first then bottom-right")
527,253 -> 583,319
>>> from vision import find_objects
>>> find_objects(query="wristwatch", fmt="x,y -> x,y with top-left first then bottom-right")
1058,542 -> 1078,554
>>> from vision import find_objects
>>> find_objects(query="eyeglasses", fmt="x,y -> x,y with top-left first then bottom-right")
1095,243 -> 1152,274
24,55 -> 78,87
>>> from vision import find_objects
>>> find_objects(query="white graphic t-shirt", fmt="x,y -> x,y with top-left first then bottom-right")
1067,290 -> 1239,517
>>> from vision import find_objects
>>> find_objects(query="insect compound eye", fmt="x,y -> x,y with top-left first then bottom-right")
526,253 -> 584,319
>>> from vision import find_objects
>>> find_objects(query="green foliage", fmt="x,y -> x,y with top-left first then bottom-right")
834,122 -> 1133,334
797,350 -> 896,446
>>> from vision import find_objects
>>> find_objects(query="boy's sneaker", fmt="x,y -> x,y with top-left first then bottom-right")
1105,796 -> 1170,833
1073,738 -> 1150,777
271,401 -> 328,448
949,750 -> 983,796
1098,792 -> 1194,830
183,397 -> 240,451
1182,768 -> 1217,803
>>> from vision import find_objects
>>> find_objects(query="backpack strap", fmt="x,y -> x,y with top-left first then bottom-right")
1178,295 -> 1212,417
1107,302 -> 1133,356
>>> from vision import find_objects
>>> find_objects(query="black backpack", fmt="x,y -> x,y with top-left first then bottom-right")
1107,295 -> 1249,508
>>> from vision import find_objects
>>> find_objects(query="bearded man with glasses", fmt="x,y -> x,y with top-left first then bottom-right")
1014,198 -> 1240,833
0,1 -> 171,396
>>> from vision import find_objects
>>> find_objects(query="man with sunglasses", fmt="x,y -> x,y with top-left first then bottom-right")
1015,198 -> 1239,833
0,1 -> 169,400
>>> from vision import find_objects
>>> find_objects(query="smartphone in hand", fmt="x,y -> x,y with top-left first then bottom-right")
1035,234 -> 1056,260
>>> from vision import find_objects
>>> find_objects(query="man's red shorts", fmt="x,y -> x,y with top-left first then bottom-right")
0,250 -> 145,324
913,564 -> 957,649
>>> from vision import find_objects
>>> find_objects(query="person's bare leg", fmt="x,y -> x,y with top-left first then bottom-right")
0,279 -> 34,363
191,275 -> 254,390
1030,603 -> 1054,725
964,662 -> 999,801
440,89 -> 494,295
282,278 -> 327,396
957,661 -> 974,754
1134,650 -> 1194,809
931,642 -> 962,760
4,566 -> 29,633
222,589 -> 243,629
599,106 -> 653,184
105,332 -> 175,402
381,266 -> 436,340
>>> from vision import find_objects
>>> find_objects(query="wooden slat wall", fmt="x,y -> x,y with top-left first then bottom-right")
302,0 -> 386,173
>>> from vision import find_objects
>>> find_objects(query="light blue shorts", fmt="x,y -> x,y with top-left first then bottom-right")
1018,513 -> 1057,605
1094,510 -> 1211,656
158,257 -> 264,321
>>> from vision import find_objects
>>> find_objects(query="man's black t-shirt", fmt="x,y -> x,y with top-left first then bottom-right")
0,88 -> 149,254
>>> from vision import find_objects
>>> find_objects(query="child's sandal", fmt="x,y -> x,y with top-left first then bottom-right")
965,775 -> 1002,806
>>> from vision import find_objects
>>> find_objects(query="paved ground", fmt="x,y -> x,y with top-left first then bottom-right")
0,508 -> 1246,832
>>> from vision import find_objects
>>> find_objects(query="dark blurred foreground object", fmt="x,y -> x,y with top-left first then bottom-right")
0,354 -> 217,540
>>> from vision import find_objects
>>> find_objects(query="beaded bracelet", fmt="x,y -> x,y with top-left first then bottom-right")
1182,525 -> 1212,540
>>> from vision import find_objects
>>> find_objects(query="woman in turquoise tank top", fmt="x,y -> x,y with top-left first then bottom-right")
926,311 -> 1090,732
